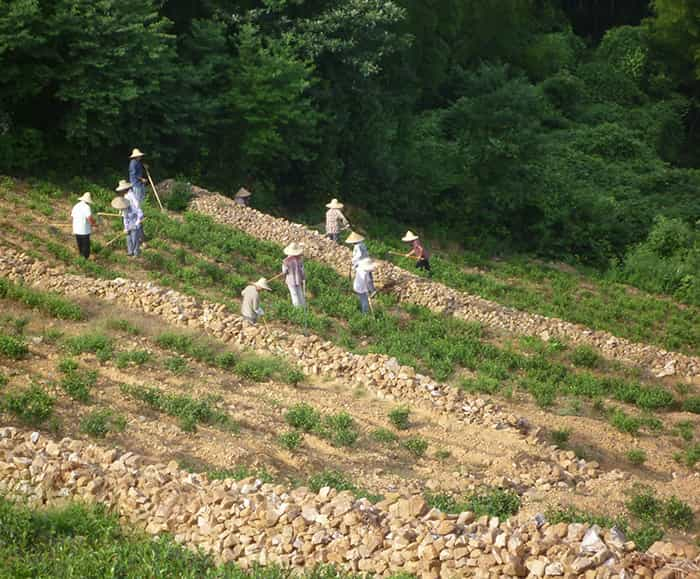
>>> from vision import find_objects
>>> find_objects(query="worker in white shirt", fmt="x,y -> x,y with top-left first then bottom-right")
353,258 -> 377,314
241,278 -> 272,324
71,192 -> 97,259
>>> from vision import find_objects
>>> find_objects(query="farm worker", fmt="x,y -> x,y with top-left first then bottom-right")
128,148 -> 147,205
325,198 -> 348,243
345,231 -> 369,273
117,178 -> 146,245
282,242 -> 306,308
402,230 -> 431,276
241,277 -> 271,324
71,192 -> 96,259
113,182 -> 144,257
234,187 -> 252,207
353,258 -> 376,314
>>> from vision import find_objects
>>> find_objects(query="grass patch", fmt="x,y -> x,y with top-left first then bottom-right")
674,420 -> 694,442
104,318 -> 141,335
58,361 -> 98,403
164,356 -> 188,375
371,428 -> 399,444
65,333 -> 113,362
285,403 -> 321,432
626,448 -> 647,465
627,486 -> 694,531
79,409 -> 126,438
570,345 -> 602,368
120,384 -> 235,433
682,396 -> 700,414
0,277 -> 84,321
402,436 -> 428,457
307,469 -> 381,503
674,443 -> 700,468
550,428 -> 571,446
425,487 -> 521,519
0,496 -> 363,577
278,431 -> 303,451
388,406 -> 411,430
285,404 -> 359,447
115,350 -> 151,369
3,384 -> 55,425
0,333 -> 28,359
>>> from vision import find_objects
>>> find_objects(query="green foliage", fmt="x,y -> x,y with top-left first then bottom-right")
674,420 -> 694,442
0,333 -> 28,359
570,345 -> 602,369
65,333 -> 113,362
80,409 -> 126,438
120,384 -> 234,433
682,397 -> 700,414
4,384 -> 55,425
163,181 -> 193,212
278,431 -> 303,451
627,448 -> 647,465
627,487 -> 694,531
285,404 -> 358,447
402,436 -> 428,458
427,488 -> 521,519
675,443 -> 700,468
0,278 -> 83,321
307,470 -> 381,503
164,356 -> 188,375
59,362 -> 97,403
371,428 -> 399,444
388,406 -> 411,430
0,497 -> 364,577
284,403 -> 321,432
104,319 -> 141,335
550,428 -> 571,446
115,350 -> 151,369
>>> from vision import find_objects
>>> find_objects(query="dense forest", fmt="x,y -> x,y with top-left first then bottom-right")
1,0 -> 699,300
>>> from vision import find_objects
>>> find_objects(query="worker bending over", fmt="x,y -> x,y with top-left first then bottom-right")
241,278 -> 271,324
325,198 -> 348,243
402,230 -> 431,276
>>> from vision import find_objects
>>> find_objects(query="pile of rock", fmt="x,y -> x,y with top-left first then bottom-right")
0,246 -> 602,492
181,183 -> 699,380
0,427 -> 696,577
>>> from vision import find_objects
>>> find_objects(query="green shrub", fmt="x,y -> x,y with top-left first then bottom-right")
550,428 -> 571,446
676,443 -> 700,468
307,469 -> 381,502
285,403 -> 321,432
425,492 -> 459,513
278,431 -> 303,451
104,319 -> 141,335
115,350 -> 151,369
320,412 -> 359,447
0,278 -> 84,320
627,487 -> 694,530
0,334 -> 28,359
609,409 -> 642,435
80,409 -> 126,438
435,449 -> 451,461
465,488 -> 521,519
402,436 -> 428,457
66,333 -> 113,362
371,428 -> 399,443
460,375 -> 500,394
213,352 -> 238,370
570,345 -> 601,368
388,406 -> 411,430
627,524 -> 664,552
164,356 -> 188,375
282,367 -> 305,386
206,465 -> 273,483
674,420 -> 694,442
4,384 -> 54,425
59,367 -> 97,403
234,357 -> 279,382
163,181 -> 193,212
682,396 -> 700,414
626,448 -> 647,465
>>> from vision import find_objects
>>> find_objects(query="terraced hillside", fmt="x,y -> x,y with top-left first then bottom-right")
0,176 -> 699,576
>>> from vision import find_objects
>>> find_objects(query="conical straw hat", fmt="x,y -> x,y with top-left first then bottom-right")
130,148 -> 145,159
111,196 -> 129,210
78,192 -> 93,204
115,179 -> 131,192
235,187 -> 252,198
254,277 -> 271,291
325,198 -> 344,209
283,242 -> 304,256
345,231 -> 365,244
401,230 -> 419,242
357,258 -> 376,272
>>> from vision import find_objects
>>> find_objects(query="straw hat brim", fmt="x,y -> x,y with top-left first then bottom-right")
254,279 -> 272,291
115,183 -> 131,192
325,200 -> 344,209
345,232 -> 365,244
111,197 -> 129,210
129,149 -> 145,159
401,231 -> 419,242
284,247 -> 304,257
236,188 -> 252,198
79,193 -> 93,204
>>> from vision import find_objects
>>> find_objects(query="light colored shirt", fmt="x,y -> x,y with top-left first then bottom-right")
71,201 -> 92,235
325,208 -> 348,235
351,242 -> 369,271
125,190 -> 140,210
241,285 -> 263,320
122,203 -> 143,232
282,256 -> 305,287
234,197 -> 248,206
353,270 -> 375,294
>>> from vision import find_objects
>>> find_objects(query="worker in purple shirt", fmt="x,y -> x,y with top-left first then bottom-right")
402,230 -> 431,276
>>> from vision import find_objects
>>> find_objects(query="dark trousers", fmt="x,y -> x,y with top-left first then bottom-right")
416,258 -> 431,274
75,234 -> 91,259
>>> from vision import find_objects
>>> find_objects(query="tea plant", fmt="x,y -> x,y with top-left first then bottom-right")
627,486 -> 694,531
550,428 -> 571,446
59,362 -> 98,403
682,396 -> 700,414
626,449 -> 647,465
3,384 -> 55,425
402,436 -> 428,457
164,356 -> 188,375
307,470 -> 382,503
0,333 -> 28,359
0,278 -> 84,321
80,409 -> 127,438
388,406 -> 411,430
120,384 -> 235,433
371,428 -> 399,444
278,430 -> 303,451
65,333 -> 113,362
425,487 -> 521,519
115,350 -> 151,369
570,345 -> 602,368
285,403 -> 321,432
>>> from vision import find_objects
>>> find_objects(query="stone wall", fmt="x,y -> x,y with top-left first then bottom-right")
183,184 -> 699,380
0,246 -> 602,493
0,427 -> 697,578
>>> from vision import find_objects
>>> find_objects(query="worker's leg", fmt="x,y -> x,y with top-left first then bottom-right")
358,292 -> 369,314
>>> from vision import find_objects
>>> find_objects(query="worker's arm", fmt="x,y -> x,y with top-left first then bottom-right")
88,215 -> 97,227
